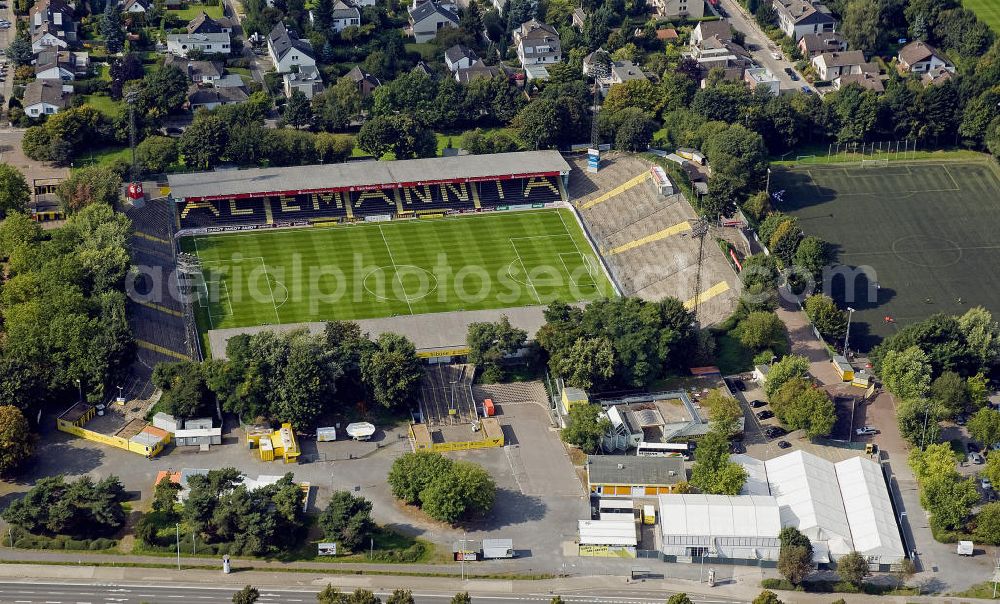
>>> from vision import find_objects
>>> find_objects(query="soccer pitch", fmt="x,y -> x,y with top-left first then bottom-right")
180,209 -> 616,331
771,160 -> 1000,351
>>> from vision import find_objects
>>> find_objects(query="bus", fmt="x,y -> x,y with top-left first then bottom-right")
636,442 -> 690,458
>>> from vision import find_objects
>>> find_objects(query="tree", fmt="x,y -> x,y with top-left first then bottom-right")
770,378 -> 835,437
666,595 -> 692,604
513,99 -> 561,149
896,398 -> 942,447
313,0 -> 333,29
101,2 -> 126,54
702,389 -> 742,436
978,503 -> 1000,544
922,473 -> 978,532
690,429 -> 747,495
778,544 -> 812,586
880,346 -> 931,401
764,355 -> 810,398
0,212 -> 42,259
735,312 -> 786,351
840,0 -> 880,53
837,551 -> 870,587
56,166 -> 123,211
283,90 -> 314,128
314,133 -> 355,163
179,116 -> 229,170
388,452 -> 455,504
804,295 -> 847,341
702,124 -> 768,213
135,136 -> 178,175
3,475 -> 126,538
959,306 -> 1000,370
930,371 -> 967,418
560,403 -> 610,454
752,591 -> 782,604
360,333 -> 422,409
5,34 -> 32,66
0,165 -> 30,218
909,442 -> 959,482
151,477 -> 181,519
558,337 -> 615,391
319,491 -> 374,551
0,406 -> 33,475
357,115 -> 436,159
611,108 -> 656,152
466,317 -> 528,383
232,586 -> 260,604
152,361 -> 214,419
386,590 -> 415,604
450,594 -> 471,604
138,66 -> 189,117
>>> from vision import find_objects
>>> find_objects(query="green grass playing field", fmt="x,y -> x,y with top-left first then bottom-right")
964,0 -> 1000,33
180,209 -> 615,331
772,159 -> 1000,351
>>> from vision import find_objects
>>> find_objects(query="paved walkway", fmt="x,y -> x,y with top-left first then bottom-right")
775,286 -> 841,385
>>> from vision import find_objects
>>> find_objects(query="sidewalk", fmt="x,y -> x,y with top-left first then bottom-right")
775,286 -> 841,385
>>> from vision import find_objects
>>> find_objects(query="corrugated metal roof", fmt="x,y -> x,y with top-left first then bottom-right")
167,151 -> 571,200
587,455 -> 685,486
578,519 -> 637,546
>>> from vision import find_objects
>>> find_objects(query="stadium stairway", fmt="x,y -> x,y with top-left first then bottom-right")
472,382 -> 549,406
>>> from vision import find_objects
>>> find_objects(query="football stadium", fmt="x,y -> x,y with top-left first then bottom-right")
163,151 -> 619,356
771,159 -> 1000,351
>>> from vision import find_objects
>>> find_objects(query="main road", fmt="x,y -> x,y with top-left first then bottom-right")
0,582 -> 744,604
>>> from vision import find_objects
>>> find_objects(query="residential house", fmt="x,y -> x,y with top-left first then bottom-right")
897,40 -> 953,75
515,19 -> 561,68
444,44 -> 478,72
657,28 -> 678,43
267,23 -> 317,73
772,0 -> 836,40
166,33 -> 231,57
797,32 -> 846,57
744,67 -> 780,95
122,0 -> 150,13
651,0 -> 704,20
689,20 -> 732,46
583,50 -> 647,91
213,73 -> 247,88
187,85 -> 249,110
346,65 -> 380,98
311,0 -> 360,33
922,65 -> 954,86
412,60 -> 436,77
34,49 -> 80,80
29,0 -> 77,48
834,71 -> 883,93
23,80 -> 71,117
454,61 -> 512,83
165,54 -> 224,83
350,0 -> 375,6
187,12 -> 234,35
408,1 -> 458,43
283,63 -> 325,99
690,34 -> 752,77
811,50 -> 867,81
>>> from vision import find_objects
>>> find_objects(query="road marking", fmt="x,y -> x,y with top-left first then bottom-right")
608,221 -> 692,254
683,280 -> 731,310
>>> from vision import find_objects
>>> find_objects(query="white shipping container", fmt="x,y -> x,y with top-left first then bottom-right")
317,427 -> 337,442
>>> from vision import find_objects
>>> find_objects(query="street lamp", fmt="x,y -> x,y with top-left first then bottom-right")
843,307 -> 856,358
176,523 -> 181,570
74,379 -> 82,404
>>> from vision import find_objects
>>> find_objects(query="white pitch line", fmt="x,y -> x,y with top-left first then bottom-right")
508,238 -> 541,304
258,257 -> 281,323
378,224 -> 413,315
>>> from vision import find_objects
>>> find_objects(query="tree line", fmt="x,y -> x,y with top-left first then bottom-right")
153,321 -> 423,428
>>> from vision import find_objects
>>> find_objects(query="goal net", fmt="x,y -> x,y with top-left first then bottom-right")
861,159 -> 889,168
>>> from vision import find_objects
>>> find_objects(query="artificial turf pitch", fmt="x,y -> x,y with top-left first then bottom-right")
771,160 -> 1000,351
180,208 -> 615,331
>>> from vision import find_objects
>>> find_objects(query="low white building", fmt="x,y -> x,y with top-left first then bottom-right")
659,494 -> 782,562
166,32 -> 231,57
744,67 -> 780,95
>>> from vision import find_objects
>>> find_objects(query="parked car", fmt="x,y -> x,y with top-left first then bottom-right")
764,426 -> 787,438
730,442 -> 746,454
970,452 -> 985,465
771,51 -> 782,60
756,410 -> 774,420
801,85 -> 812,94
777,440 -> 791,449
750,400 -> 767,408
855,426 -> 879,436
982,477 -> 993,490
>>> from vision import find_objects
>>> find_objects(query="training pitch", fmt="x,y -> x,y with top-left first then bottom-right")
181,209 -> 615,331
771,160 -> 1000,351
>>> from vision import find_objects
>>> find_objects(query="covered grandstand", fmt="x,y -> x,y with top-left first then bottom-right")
168,151 -> 571,229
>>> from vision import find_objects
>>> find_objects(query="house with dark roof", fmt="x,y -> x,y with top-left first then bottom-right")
34,48 -> 82,81
122,0 -> 150,12
23,80 -> 71,117
772,0 -> 836,40
284,64 -> 325,99
454,61 -> 511,84
583,50 -> 647,92
311,0 -> 361,32
833,71 -> 883,93
811,50 -> 868,81
897,40 -> 953,75
921,65 -> 954,86
187,12 -> 233,34
689,20 -> 732,46
515,19 -> 561,67
187,85 -> 248,110
164,54 -> 225,83
268,22 -> 316,73
444,44 -> 478,72
346,66 -> 381,98
412,60 -> 436,77
29,0 -> 76,49
408,0 -> 458,43
651,0 -> 703,20
797,32 -> 846,57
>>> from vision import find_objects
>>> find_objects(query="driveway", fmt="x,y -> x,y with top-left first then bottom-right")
714,0 -> 815,94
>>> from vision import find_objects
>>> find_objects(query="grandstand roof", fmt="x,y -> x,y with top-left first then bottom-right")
167,151 -> 572,201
